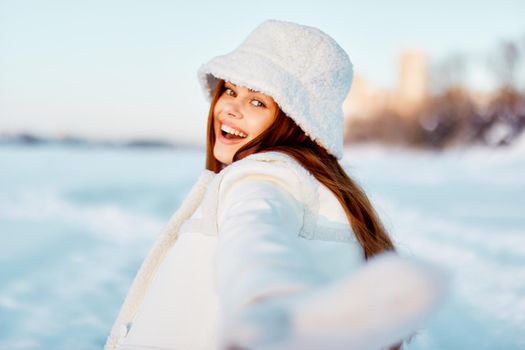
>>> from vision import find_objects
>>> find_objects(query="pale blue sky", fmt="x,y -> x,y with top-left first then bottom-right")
1,0 -> 524,144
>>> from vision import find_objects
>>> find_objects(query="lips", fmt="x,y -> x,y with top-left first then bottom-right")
217,130 -> 246,144
220,120 -> 248,136
216,120 -> 248,145
221,124 -> 247,139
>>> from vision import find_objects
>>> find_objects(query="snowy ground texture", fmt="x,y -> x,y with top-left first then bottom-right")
0,138 -> 524,350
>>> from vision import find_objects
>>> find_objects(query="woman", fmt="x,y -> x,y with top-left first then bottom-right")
105,19 -> 446,350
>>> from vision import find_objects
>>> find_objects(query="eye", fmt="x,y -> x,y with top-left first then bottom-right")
224,87 -> 236,97
251,99 -> 266,108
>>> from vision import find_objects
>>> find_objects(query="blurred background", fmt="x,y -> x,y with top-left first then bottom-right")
0,0 -> 524,349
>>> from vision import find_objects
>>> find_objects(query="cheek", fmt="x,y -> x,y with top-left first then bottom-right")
212,107 -> 222,130
249,114 -> 276,137
212,104 -> 220,121
213,97 -> 225,118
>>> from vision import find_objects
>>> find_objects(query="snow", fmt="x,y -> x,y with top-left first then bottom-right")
0,143 -> 523,349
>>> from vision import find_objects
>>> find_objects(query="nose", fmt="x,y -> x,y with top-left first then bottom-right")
222,99 -> 243,119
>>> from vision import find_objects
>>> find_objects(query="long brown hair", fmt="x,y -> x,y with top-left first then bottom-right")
205,79 -> 402,349
206,78 -> 396,258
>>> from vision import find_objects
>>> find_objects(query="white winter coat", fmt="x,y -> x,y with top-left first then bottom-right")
104,151 -> 446,350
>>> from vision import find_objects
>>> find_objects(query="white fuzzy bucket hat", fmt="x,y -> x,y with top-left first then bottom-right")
197,19 -> 353,159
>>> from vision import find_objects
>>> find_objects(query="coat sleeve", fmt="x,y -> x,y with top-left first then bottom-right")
213,160 -> 319,349
213,159 -> 449,350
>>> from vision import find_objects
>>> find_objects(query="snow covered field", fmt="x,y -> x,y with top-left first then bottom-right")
0,140 -> 524,349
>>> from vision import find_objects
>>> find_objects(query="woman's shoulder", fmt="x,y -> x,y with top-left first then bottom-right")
218,151 -> 314,182
216,151 -> 318,199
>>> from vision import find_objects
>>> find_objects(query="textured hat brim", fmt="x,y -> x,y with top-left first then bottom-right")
197,50 -> 343,159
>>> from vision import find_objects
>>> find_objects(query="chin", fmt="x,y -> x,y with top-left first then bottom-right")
213,147 -> 234,165
215,156 -> 232,165
213,137 -> 249,165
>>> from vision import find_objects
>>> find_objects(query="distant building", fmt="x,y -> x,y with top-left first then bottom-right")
344,49 -> 430,120
395,50 -> 430,115
343,73 -> 389,118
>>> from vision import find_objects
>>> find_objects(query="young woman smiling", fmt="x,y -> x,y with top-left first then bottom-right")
105,19 -> 447,350
213,81 -> 279,166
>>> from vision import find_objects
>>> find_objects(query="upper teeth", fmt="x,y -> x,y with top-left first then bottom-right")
221,124 -> 247,138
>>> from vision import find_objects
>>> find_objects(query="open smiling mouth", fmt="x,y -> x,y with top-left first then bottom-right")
220,124 -> 247,140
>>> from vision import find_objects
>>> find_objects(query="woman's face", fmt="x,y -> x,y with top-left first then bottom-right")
213,81 -> 278,165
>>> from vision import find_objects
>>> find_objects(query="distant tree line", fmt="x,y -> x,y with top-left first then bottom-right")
345,33 -> 525,149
